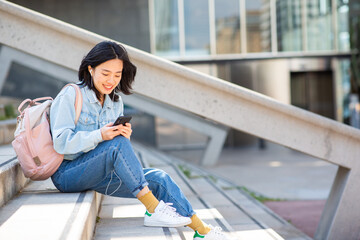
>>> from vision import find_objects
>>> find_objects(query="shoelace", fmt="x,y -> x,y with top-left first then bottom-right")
208,225 -> 224,235
161,202 -> 182,217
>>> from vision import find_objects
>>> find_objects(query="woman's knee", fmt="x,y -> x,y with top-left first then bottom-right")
106,136 -> 133,157
97,136 -> 135,169
145,168 -> 186,208
145,168 -> 174,189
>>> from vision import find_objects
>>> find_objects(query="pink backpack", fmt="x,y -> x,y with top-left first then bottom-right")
12,84 -> 82,180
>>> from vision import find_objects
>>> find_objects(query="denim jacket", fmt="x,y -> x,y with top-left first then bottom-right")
50,84 -> 124,160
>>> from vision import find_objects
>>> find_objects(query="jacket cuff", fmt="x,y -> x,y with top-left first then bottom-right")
94,129 -> 103,143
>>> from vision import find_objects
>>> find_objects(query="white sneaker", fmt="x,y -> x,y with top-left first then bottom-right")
144,200 -> 192,227
193,225 -> 233,240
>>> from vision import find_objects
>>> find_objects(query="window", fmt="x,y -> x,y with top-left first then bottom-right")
246,0 -> 272,52
153,0 -> 180,56
307,0 -> 333,51
214,0 -> 241,54
276,0 -> 303,51
184,0 -> 210,55
337,0 -> 349,51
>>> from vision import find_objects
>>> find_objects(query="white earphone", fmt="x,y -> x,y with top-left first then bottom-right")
90,69 -> 93,75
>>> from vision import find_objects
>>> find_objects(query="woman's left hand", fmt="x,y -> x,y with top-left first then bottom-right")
117,123 -> 132,139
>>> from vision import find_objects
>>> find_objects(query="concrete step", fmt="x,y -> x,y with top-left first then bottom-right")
0,119 -> 25,207
0,144 -> 29,207
0,178 -> 102,240
0,144 -> 102,240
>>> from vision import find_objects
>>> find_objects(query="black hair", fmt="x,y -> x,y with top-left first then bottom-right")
78,41 -> 137,102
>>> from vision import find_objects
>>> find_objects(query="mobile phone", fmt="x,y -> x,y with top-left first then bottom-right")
113,116 -> 132,126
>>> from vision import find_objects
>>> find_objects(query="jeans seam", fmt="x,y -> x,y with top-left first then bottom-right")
116,147 -> 145,195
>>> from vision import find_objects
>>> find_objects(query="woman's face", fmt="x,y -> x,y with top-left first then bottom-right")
88,59 -> 123,97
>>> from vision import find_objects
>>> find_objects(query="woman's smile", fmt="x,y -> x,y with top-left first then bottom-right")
103,84 -> 115,91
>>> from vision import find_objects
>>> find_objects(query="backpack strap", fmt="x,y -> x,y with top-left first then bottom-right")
17,97 -> 53,115
23,108 -> 37,159
61,84 -> 83,124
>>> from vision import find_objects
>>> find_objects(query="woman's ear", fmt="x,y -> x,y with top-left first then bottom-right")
88,66 -> 93,75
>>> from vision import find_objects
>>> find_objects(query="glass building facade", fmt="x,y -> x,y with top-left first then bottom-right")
149,0 -> 352,128
151,0 -> 350,58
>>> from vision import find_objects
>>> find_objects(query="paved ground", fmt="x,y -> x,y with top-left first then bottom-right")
169,141 -> 338,238
206,142 -> 338,200
264,200 -> 326,238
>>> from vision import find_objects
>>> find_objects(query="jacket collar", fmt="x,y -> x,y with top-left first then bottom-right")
83,85 -> 114,109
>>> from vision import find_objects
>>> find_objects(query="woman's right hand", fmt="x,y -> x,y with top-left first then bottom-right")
100,123 -> 122,140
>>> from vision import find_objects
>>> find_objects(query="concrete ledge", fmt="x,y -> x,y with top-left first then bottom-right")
0,144 -> 102,240
73,191 -> 103,240
0,179 -> 102,240
0,158 -> 29,207
0,145 -> 28,207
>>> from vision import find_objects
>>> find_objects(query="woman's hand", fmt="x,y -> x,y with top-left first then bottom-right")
118,123 -> 132,139
100,122 -> 132,140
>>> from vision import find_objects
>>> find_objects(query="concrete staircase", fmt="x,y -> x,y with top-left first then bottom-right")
0,143 -> 99,240
0,138 -> 311,240
2,1 -> 360,238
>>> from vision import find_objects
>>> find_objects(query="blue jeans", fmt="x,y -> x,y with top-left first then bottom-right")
51,136 -> 195,217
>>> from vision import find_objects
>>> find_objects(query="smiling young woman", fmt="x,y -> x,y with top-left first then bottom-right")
49,41 -> 232,240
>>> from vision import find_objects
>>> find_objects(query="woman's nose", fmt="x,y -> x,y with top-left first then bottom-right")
107,75 -> 116,83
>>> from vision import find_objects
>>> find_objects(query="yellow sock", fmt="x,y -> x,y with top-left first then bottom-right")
138,191 -> 160,213
187,214 -> 211,235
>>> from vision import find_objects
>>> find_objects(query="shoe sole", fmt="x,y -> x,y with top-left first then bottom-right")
144,219 -> 192,228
